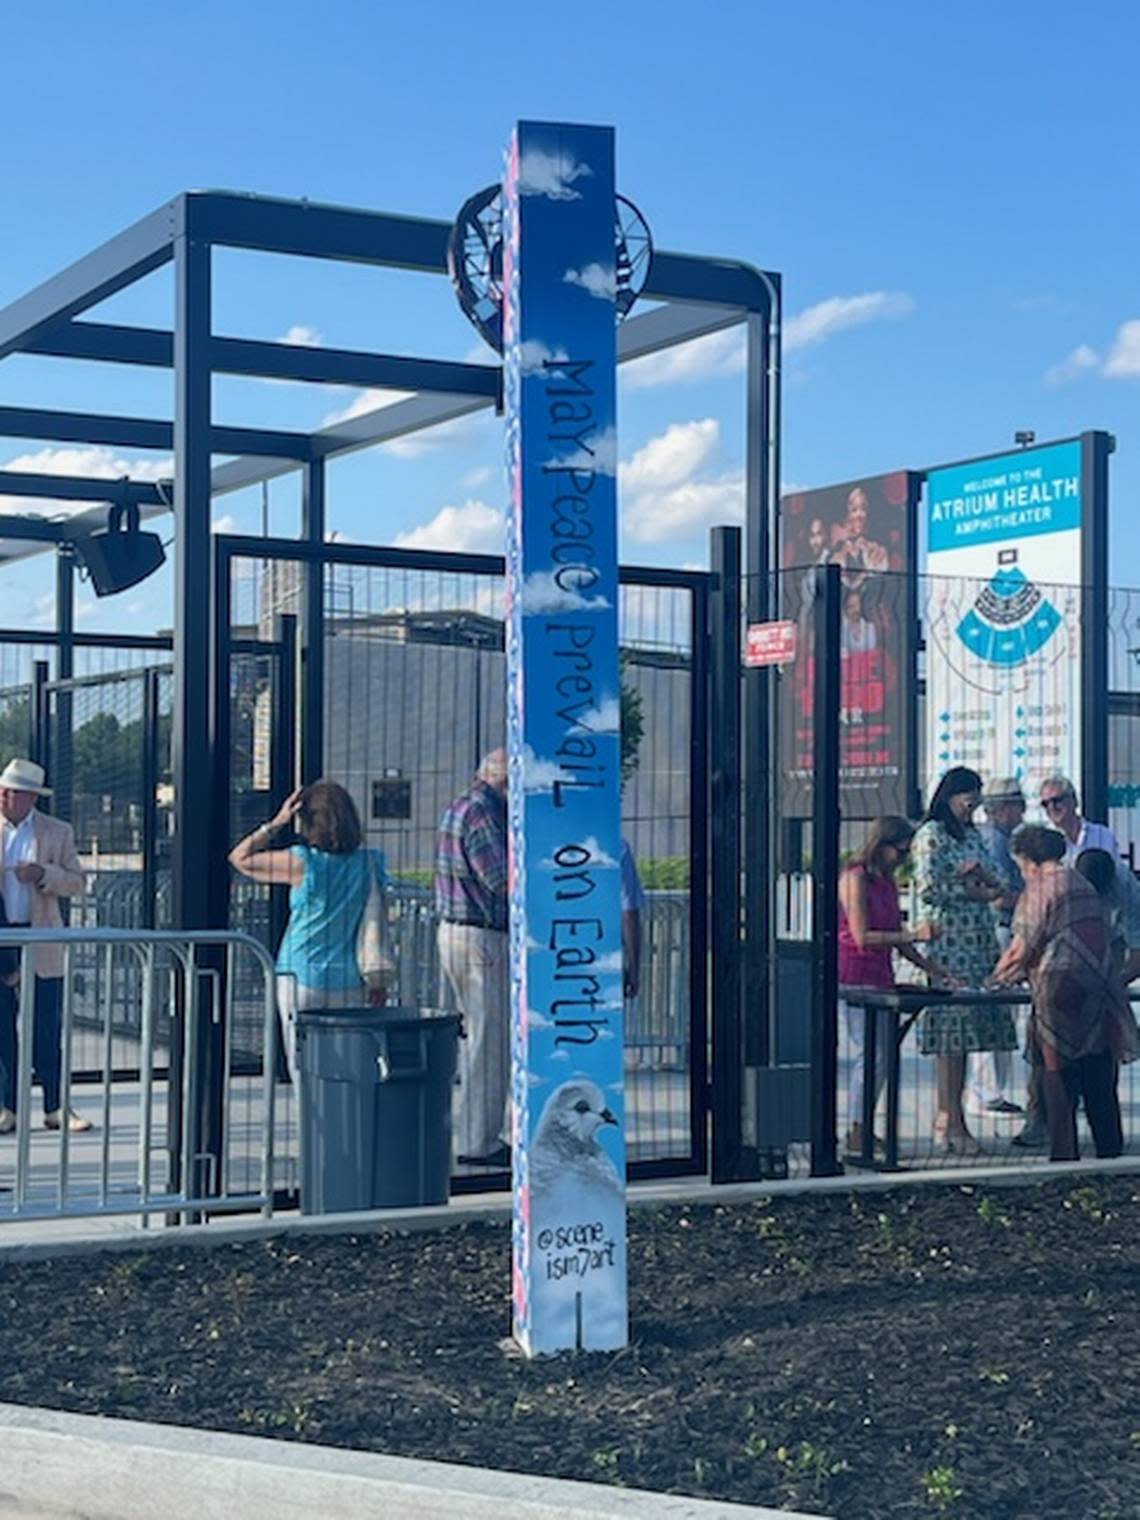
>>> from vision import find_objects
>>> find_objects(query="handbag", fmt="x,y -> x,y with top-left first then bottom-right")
356,847 -> 395,989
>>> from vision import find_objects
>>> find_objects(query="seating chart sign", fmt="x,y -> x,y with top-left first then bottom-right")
925,439 -> 1084,802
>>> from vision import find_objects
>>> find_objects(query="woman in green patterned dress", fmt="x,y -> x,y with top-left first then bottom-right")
912,767 -> 1017,1153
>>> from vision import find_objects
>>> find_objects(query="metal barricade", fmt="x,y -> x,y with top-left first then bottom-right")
0,928 -> 277,1223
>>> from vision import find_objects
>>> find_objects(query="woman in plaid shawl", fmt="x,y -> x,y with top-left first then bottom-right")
992,824 -> 1137,1161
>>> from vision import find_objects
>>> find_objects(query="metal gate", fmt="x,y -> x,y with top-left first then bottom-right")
213,536 -> 710,1185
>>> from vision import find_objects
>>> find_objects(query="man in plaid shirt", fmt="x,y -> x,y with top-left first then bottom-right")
435,748 -> 510,1167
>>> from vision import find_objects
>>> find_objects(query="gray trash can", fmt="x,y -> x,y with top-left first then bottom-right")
295,1005 -> 459,1215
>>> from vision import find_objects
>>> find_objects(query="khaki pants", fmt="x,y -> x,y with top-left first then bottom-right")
437,922 -> 510,1158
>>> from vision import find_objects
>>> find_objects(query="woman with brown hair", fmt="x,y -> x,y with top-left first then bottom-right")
839,815 -> 947,1155
229,780 -> 393,1083
991,825 -> 1137,1161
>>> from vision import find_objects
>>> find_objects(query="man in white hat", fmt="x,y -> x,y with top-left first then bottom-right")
0,759 -> 91,1134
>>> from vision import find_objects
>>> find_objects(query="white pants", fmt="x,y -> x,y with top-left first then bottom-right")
275,980 -> 364,1089
437,922 -> 510,1158
844,1000 -> 891,1130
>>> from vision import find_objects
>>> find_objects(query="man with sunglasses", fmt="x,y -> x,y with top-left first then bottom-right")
1038,777 -> 1119,861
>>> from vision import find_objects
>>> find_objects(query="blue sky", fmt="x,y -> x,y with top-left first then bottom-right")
2,0 -> 1140,634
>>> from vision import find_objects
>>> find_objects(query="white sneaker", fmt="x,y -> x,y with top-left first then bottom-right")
44,1108 -> 93,1133
0,1107 -> 15,1135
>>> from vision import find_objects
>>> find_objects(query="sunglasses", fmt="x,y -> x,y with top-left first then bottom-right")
1042,795 -> 1072,812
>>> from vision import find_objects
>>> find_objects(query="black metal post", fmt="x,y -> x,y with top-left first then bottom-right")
810,562 -> 842,1177
31,660 -> 49,773
884,1010 -> 902,1171
709,525 -> 744,1183
54,549 -> 75,823
172,232 -> 214,934
300,459 -> 325,785
744,290 -> 784,1088
1080,431 -> 1111,822
688,571 -> 711,1177
268,613 -> 297,955
141,668 -> 160,930
172,233 -> 218,1208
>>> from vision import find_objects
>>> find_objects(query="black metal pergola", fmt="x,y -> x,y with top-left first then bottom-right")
0,187 -> 780,940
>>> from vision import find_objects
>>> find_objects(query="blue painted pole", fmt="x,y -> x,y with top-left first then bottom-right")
503,121 -> 628,1355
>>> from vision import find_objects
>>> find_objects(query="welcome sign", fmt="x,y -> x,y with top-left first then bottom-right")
925,439 -> 1084,802
503,121 -> 628,1356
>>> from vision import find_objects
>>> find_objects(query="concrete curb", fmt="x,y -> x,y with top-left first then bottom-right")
0,1402 -> 819,1520
0,1153 -> 1136,1262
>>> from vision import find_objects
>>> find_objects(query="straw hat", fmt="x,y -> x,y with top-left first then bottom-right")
0,759 -> 52,796
981,776 -> 1025,806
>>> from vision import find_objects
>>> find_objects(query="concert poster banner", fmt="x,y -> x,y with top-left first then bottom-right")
778,471 -> 918,820
924,439 -> 1085,805
503,121 -> 628,1357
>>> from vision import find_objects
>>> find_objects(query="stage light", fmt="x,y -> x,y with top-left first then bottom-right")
72,501 -> 166,597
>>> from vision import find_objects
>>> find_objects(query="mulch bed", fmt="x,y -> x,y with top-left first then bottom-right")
0,1176 -> 1137,1519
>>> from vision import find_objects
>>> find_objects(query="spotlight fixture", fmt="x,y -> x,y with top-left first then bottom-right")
1014,430 -> 1036,448
71,495 -> 166,597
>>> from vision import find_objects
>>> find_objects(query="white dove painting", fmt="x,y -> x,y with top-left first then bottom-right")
526,1079 -> 628,1353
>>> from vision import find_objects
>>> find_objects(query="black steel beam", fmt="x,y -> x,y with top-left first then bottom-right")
646,251 -> 780,313
0,405 -> 310,460
182,190 -> 451,272
25,321 -> 503,400
24,320 -> 172,367
0,516 -> 67,543
0,471 -> 168,506
0,201 -> 177,361
212,337 -> 500,397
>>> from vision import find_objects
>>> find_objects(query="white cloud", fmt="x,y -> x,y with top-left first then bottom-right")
520,572 -> 611,616
461,464 -> 493,490
1103,320 -> 1140,378
522,746 -> 564,793
278,324 -> 322,347
385,414 -> 485,459
564,263 -> 616,300
617,417 -> 744,545
784,290 -> 915,351
623,473 -> 744,544
320,390 -> 485,459
527,1008 -> 555,1029
211,513 -> 238,535
1044,344 -> 1100,387
519,340 -> 570,376
622,290 -> 914,390
619,418 -> 718,493
29,594 -> 55,629
393,500 -> 504,554
544,423 -> 617,477
540,837 -> 618,871
0,445 -> 173,516
321,388 -> 414,427
517,148 -> 592,200
622,328 -> 745,390
572,696 -> 621,735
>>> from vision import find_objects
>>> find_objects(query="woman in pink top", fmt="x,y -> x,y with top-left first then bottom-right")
839,815 -> 947,1154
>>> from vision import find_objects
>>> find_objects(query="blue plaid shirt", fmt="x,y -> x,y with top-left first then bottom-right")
434,780 -> 509,930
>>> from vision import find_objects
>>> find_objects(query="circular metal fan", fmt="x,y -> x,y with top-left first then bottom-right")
448,187 -> 652,354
